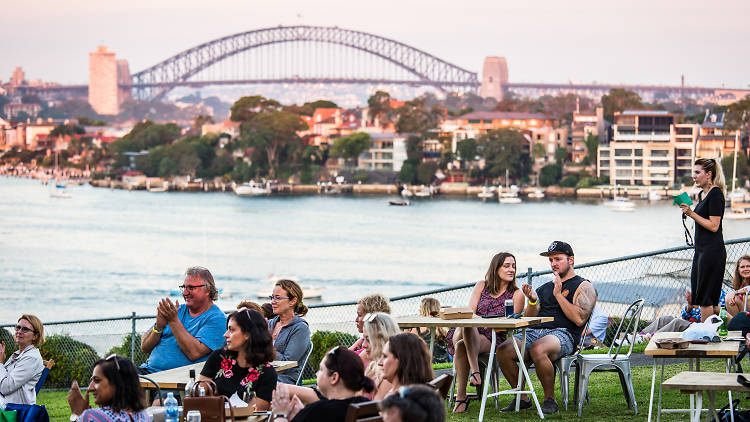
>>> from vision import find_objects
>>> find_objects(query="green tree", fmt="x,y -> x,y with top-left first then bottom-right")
230,95 -> 281,122
457,138 -> 478,162
330,132 -> 371,167
111,121 -> 181,153
722,152 -> 750,189
725,97 -> 750,134
398,160 -> 417,183
367,91 -> 394,126
601,89 -> 645,122
554,147 -> 568,165
585,134 -> 599,168
394,97 -> 443,134
240,110 -> 306,179
477,128 -> 529,180
539,163 -> 562,187
416,162 -> 438,185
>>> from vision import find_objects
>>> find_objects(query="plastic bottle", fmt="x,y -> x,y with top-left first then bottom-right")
164,392 -> 179,422
719,307 -> 728,336
184,368 -> 196,398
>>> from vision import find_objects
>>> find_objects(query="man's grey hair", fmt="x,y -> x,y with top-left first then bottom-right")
184,266 -> 218,301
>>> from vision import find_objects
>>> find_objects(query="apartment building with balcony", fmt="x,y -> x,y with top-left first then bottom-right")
673,123 -> 699,182
696,111 -> 740,159
357,133 -> 407,171
569,107 -> 607,163
597,110 -> 676,186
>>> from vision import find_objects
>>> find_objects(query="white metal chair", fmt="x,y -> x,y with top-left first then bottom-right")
296,340 -> 314,386
553,317 -> 591,410
574,298 -> 645,417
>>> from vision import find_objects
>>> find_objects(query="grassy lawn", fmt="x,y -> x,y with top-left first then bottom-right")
38,356 -> 736,422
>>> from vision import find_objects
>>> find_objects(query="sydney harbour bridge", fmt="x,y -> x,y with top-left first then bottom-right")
21,25 -> 750,104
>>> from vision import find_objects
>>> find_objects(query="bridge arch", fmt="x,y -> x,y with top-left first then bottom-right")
131,25 -> 479,100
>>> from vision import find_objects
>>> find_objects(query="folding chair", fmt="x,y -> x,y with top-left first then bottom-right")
296,340 -> 314,386
553,317 -> 591,410
574,298 -> 645,417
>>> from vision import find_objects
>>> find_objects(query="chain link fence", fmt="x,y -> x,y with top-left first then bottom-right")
4,238 -> 749,387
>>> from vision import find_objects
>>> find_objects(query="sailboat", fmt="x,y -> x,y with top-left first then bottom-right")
49,147 -> 72,198
499,169 -> 522,204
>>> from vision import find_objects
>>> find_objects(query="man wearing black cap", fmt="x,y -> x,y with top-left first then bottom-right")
496,241 -> 597,414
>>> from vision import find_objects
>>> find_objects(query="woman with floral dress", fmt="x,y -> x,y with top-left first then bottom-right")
199,308 -> 277,410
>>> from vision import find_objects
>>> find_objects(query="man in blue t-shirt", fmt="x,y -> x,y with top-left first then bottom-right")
139,266 -> 227,374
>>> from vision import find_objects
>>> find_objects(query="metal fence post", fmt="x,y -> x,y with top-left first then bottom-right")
131,312 -> 136,360
527,267 -> 533,285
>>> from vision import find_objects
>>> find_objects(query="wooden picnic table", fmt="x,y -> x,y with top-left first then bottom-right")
645,331 -> 743,422
139,360 -> 297,390
396,315 -> 553,421
662,371 -> 750,422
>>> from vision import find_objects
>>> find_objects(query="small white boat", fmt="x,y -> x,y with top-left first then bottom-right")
414,186 -> 432,198
401,188 -> 413,198
234,181 -> 270,196
527,189 -> 545,199
648,190 -> 662,201
148,181 -> 169,192
499,192 -> 522,204
605,196 -> 635,212
50,183 -> 72,198
477,186 -> 495,200
256,276 -> 324,300
729,189 -> 750,204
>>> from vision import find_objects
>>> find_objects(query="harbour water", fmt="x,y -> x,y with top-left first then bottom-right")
2,177 -> 748,323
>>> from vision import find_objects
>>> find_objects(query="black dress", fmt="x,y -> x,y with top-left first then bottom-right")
691,186 -> 726,307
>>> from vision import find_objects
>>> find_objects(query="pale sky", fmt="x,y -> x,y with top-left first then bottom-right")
2,0 -> 749,89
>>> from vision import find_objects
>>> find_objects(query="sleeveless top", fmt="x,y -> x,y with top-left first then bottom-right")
535,275 -> 587,344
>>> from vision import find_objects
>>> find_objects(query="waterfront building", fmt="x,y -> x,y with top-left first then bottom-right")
89,46 -> 130,115
597,110 -> 675,186
357,132 -> 407,171
696,111 -> 740,159
569,106 -> 607,163
25,119 -> 59,150
201,119 -> 241,139
673,123 -> 699,182
3,103 -> 41,120
0,118 -> 26,151
439,111 -> 556,155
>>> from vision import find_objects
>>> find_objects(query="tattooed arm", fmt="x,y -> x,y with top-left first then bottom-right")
555,281 -> 597,327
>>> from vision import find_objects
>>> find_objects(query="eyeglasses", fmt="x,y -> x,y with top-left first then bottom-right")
14,325 -> 35,334
236,306 -> 252,318
179,284 -> 206,292
268,295 -> 290,302
105,354 -> 121,371
363,313 -> 378,323
398,386 -> 413,399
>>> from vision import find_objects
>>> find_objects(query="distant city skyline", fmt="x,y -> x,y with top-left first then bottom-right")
3,0 -> 749,90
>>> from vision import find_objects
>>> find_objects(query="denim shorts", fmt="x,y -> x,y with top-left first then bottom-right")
513,327 -> 575,358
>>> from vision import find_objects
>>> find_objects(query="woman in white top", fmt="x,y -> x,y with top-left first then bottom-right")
0,314 -> 45,408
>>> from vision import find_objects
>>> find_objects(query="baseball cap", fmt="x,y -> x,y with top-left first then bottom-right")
540,241 -> 574,257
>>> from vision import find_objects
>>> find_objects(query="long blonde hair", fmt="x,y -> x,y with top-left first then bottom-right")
419,297 -> 447,339
695,158 -> 726,195
363,312 -> 400,361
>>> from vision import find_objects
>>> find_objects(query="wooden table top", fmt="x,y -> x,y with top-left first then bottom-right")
644,331 -> 742,357
662,371 -> 750,394
140,360 -> 297,390
395,315 -> 554,330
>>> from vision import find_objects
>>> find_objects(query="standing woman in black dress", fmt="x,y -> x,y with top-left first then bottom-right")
680,158 -> 727,323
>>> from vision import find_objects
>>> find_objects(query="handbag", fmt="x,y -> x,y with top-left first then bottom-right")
3,404 -> 48,422
182,380 -> 235,422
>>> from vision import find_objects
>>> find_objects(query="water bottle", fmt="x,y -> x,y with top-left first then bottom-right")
164,392 -> 179,422
719,307 -> 728,337
184,368 -> 196,398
